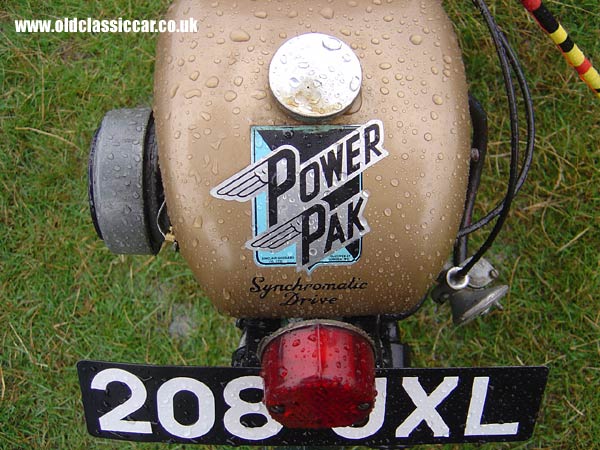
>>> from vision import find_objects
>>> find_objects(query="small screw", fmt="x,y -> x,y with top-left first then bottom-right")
269,405 -> 285,414
489,269 -> 499,279
357,402 -> 371,411
470,147 -> 480,162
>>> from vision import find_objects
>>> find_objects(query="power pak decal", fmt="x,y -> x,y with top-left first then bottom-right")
211,120 -> 388,272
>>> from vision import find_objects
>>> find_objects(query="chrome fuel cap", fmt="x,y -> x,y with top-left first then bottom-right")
269,33 -> 362,120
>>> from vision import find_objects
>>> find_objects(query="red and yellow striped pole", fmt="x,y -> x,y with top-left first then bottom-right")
521,0 -> 600,99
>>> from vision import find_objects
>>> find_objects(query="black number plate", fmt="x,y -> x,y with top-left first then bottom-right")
77,361 -> 548,446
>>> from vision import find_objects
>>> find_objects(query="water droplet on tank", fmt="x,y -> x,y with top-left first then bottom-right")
432,94 -> 444,105
319,7 -> 334,19
410,34 -> 423,45
230,29 -> 250,42
384,208 -> 392,217
251,90 -> 267,100
193,216 -> 203,229
254,10 -> 268,19
205,76 -> 219,88
224,90 -> 238,102
350,76 -> 361,91
424,132 -> 432,141
184,89 -> 202,99
390,178 -> 399,187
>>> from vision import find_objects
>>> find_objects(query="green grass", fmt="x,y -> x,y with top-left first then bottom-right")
1,0 -> 598,449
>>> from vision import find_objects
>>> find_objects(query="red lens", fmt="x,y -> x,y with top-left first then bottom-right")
260,321 -> 376,429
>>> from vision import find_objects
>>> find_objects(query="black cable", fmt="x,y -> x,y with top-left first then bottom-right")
454,95 -> 489,266
457,22 -> 536,238
456,0 -> 523,279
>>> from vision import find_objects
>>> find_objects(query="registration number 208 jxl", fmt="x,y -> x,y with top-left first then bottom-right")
77,362 -> 548,446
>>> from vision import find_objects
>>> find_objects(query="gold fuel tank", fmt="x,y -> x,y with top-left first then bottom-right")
153,0 -> 471,318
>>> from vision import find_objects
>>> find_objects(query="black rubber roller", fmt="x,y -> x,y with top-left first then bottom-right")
88,108 -> 167,255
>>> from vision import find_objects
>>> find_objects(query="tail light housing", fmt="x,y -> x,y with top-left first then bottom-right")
259,320 -> 376,429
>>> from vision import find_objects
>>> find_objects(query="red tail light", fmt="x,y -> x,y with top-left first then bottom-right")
259,320 -> 376,429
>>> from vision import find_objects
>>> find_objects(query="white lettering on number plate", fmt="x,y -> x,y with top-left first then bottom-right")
89,369 -> 522,441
